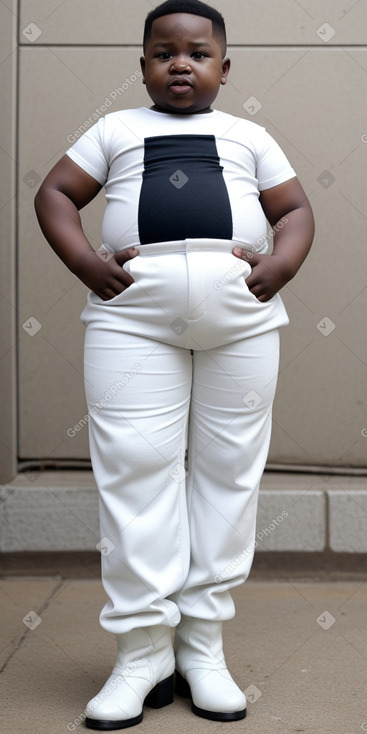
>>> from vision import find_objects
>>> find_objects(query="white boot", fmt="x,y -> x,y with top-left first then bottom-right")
174,616 -> 246,721
85,625 -> 175,730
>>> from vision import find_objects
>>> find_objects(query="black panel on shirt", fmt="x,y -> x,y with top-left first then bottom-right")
138,134 -> 233,244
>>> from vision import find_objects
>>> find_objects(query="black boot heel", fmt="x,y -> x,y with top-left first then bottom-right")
145,674 -> 174,708
175,670 -> 191,698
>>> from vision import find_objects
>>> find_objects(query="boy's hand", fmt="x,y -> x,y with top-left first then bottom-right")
232,249 -> 290,302
233,178 -> 315,302
75,247 -> 139,300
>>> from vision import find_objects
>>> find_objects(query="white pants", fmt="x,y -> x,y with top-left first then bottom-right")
81,239 -> 288,634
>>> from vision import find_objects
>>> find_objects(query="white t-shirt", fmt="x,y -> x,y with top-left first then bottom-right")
66,106 -> 296,252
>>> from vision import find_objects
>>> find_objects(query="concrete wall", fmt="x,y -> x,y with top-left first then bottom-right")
1,1 -> 367,550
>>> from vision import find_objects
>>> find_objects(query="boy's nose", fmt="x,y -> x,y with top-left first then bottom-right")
169,57 -> 192,73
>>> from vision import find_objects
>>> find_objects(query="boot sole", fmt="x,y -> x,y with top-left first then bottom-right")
86,674 -> 174,730
175,670 -> 247,722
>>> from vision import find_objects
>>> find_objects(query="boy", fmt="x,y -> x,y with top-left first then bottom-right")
35,0 -> 314,729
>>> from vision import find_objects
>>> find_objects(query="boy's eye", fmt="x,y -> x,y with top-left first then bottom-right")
191,52 -> 207,60
157,52 -> 173,60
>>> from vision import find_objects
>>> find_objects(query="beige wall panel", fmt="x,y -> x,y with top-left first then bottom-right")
0,1 -> 17,480
271,336 -> 367,466
19,0 -> 367,45
19,45 -> 367,466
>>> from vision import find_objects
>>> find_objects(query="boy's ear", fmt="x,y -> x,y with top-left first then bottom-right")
140,56 -> 146,84
221,57 -> 231,85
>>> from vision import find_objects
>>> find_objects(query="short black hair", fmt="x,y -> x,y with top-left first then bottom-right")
143,0 -> 227,54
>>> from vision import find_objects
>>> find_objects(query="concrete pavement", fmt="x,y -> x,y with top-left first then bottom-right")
1,568 -> 367,734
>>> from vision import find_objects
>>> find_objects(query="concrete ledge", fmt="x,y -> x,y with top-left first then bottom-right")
256,488 -> 325,552
0,472 -> 99,552
1,471 -> 366,553
328,489 -> 367,552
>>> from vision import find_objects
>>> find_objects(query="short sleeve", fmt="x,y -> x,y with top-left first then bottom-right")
65,117 -> 109,185
256,129 -> 296,192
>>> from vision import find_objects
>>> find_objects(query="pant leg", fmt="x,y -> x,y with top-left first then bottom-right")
83,326 -> 192,634
172,329 -> 280,620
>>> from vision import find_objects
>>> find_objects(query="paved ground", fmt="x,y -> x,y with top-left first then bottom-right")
1,571 -> 367,734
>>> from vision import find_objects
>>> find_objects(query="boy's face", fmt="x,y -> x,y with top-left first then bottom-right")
140,13 -> 230,114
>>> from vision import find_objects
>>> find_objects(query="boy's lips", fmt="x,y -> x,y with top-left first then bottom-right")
169,78 -> 193,95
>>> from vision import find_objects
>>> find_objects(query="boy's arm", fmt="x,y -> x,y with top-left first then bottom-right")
232,177 -> 314,302
34,155 -> 138,300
